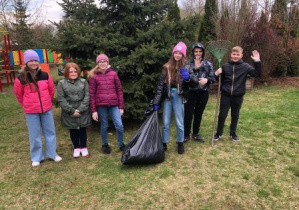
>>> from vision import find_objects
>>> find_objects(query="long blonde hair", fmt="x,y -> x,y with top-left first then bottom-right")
87,66 -> 99,79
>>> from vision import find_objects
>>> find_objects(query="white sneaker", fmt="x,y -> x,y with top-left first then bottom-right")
32,162 -> 40,167
73,149 -> 81,158
81,148 -> 90,157
54,155 -> 62,162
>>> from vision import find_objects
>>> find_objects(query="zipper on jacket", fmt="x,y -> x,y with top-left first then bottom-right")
37,89 -> 44,113
168,68 -> 171,98
231,64 -> 235,95
32,80 -> 44,113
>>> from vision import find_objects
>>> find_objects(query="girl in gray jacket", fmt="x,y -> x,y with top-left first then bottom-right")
57,63 -> 92,158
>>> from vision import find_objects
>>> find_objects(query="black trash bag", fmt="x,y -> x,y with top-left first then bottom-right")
121,111 -> 165,165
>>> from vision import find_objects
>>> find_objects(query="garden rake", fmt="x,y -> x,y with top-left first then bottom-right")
206,40 -> 232,146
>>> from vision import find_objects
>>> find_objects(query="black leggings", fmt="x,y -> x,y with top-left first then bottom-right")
184,91 -> 209,137
217,94 -> 244,135
70,128 -> 87,149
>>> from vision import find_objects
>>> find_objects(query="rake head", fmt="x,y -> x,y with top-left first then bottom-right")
206,40 -> 232,67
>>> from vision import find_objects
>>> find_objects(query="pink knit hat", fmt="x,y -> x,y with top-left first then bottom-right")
172,41 -> 187,57
24,50 -> 40,64
96,54 -> 109,64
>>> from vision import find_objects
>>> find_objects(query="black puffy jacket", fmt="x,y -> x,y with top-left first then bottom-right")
153,71 -> 191,105
220,59 -> 261,96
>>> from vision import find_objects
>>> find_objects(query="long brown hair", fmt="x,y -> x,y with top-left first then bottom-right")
19,65 -> 39,90
162,54 -> 187,85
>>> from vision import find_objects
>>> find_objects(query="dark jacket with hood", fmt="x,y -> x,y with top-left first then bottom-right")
186,43 -> 216,92
220,59 -> 261,96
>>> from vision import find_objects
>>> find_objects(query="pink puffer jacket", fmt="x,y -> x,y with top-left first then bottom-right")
14,70 -> 55,114
89,68 -> 124,113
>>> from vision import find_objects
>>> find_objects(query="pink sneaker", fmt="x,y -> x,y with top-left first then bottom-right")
73,149 -> 81,158
81,148 -> 90,158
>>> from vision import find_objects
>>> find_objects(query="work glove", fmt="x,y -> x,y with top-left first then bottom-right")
179,68 -> 189,81
153,104 -> 160,111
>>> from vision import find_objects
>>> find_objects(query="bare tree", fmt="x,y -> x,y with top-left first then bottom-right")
214,0 -> 259,46
0,0 -> 14,29
180,0 -> 205,18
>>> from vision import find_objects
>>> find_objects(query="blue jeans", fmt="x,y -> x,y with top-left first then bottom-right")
97,106 -> 124,147
162,89 -> 184,143
25,110 -> 57,162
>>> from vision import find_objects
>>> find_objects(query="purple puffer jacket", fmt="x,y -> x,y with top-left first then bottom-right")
89,68 -> 124,113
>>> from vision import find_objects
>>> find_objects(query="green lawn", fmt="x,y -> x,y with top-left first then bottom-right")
0,76 -> 298,209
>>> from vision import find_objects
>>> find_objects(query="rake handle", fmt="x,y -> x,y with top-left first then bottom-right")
211,59 -> 222,146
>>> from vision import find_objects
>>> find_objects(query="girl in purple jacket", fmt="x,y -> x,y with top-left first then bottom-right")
14,50 -> 62,167
88,54 -> 125,154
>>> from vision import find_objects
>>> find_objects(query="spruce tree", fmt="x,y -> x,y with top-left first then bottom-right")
56,0 -> 104,68
198,0 -> 218,43
167,0 -> 181,21
11,0 -> 33,49
56,0 -> 199,119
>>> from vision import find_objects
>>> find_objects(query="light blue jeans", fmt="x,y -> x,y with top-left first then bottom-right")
25,110 -> 57,162
162,89 -> 184,143
97,106 -> 124,147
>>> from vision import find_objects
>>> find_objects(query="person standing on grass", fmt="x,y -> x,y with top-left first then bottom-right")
89,54 -> 125,154
152,41 -> 192,154
14,50 -> 62,167
183,43 -> 216,143
213,46 -> 261,142
57,63 -> 92,158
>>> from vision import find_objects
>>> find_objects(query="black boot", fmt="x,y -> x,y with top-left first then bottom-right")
163,143 -> 167,151
177,142 -> 184,154
101,144 -> 111,154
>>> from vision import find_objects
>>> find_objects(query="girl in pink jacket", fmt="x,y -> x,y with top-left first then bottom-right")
14,50 -> 62,167
89,54 -> 125,154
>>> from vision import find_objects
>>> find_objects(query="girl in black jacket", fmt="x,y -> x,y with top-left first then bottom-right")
152,42 -> 191,154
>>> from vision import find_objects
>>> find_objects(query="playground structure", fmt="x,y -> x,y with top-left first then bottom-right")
0,33 -> 63,92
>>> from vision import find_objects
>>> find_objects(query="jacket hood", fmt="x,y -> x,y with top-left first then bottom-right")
192,43 -> 205,60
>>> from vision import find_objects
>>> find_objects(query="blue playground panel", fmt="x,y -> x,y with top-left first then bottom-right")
9,51 -> 14,67
34,49 -> 44,63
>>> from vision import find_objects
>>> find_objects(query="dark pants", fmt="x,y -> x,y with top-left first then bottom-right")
70,128 -> 87,149
217,94 -> 244,135
184,91 -> 209,137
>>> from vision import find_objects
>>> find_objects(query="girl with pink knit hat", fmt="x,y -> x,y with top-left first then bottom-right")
152,41 -> 193,154
88,54 -> 125,154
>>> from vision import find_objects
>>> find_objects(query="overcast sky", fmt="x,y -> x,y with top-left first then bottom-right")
32,0 -> 184,23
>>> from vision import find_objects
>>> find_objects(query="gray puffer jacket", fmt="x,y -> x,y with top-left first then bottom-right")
57,78 -> 91,129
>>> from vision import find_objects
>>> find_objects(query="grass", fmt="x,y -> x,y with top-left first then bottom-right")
0,71 -> 298,209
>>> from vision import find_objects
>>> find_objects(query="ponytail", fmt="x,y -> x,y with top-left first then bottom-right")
87,66 -> 98,79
